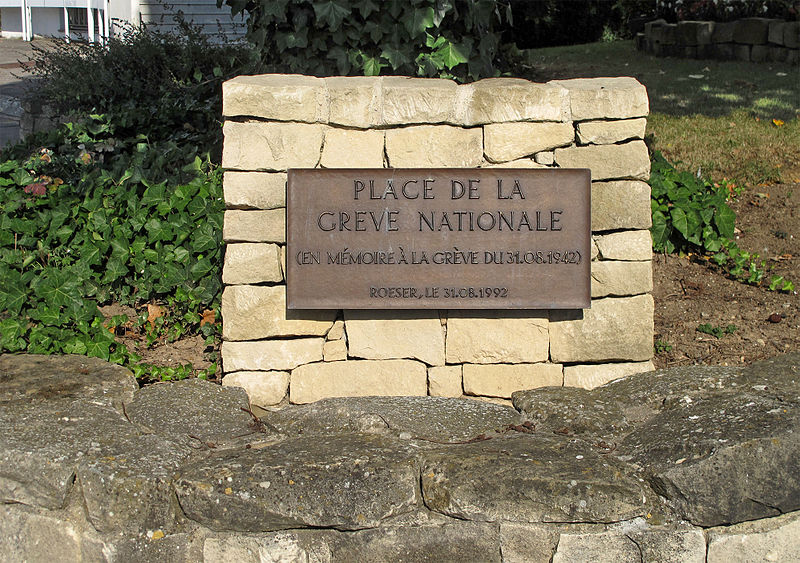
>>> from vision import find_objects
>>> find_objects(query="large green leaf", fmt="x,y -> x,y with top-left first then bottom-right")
30,305 -> 64,327
0,318 -> 28,352
0,284 -> 26,316
354,0 -> 379,18
85,339 -> 110,360
381,45 -> 412,70
650,210 -> 670,251
191,223 -> 217,253
404,6 -> 435,38
669,207 -> 689,240
362,54 -> 385,76
714,203 -> 736,239
313,0 -> 350,30
145,218 -> 173,242
33,269 -> 83,310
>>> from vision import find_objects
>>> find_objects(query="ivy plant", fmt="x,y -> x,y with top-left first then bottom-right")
221,0 -> 512,81
0,115 -> 223,377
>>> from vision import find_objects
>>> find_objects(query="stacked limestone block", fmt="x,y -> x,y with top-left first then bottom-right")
220,74 -> 655,406
638,17 -> 800,64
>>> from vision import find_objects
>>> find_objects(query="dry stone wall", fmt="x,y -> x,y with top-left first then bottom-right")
220,74 -> 654,407
637,17 -> 800,64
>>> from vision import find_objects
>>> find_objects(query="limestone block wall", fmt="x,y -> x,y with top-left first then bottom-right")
220,74 -> 655,407
637,17 -> 800,64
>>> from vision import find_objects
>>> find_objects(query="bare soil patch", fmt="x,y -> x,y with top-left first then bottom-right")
653,182 -> 799,368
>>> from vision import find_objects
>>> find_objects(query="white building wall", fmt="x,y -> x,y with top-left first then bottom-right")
27,8 -> 63,36
1,0 -> 244,40
0,8 -> 24,36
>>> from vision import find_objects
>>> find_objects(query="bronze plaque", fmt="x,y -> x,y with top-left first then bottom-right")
287,168 -> 591,309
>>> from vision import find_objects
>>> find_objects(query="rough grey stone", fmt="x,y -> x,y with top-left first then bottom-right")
330,522 -> 501,562
0,394 -> 192,533
420,435 -> 655,524
712,22 -> 735,43
499,522 -> 559,563
677,21 -> 714,46
0,354 -> 137,408
627,527 -> 706,563
175,433 -> 420,532
552,531 -> 641,563
733,18 -> 773,45
751,44 -> 770,62
5,353 -> 800,560
619,391 -> 800,526
734,43 -> 752,61
707,511 -> 800,563
126,379 -> 263,449
785,22 -> 800,49
263,396 -> 523,443
516,353 -> 799,437
511,355 -> 800,527
76,431 -> 192,534
111,532 -> 207,563
0,399 -> 126,510
512,386 -> 628,437
205,521 -> 501,563
0,503 -> 107,562
768,21 -> 786,45
709,43 -> 736,60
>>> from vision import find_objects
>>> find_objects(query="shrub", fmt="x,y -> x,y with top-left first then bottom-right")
25,21 -> 255,159
650,151 -> 792,291
654,0 -> 798,22
1,23 -> 242,379
507,0 -> 625,47
220,0 -> 511,81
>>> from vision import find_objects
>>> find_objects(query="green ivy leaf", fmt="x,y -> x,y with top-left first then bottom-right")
362,54 -> 385,76
434,39 -> 469,69
191,223 -> 217,253
313,0 -> 350,31
11,168 -> 34,187
0,284 -> 26,316
145,218 -> 173,242
189,257 -> 213,280
33,269 -> 82,310
101,258 -> 128,284
30,305 -> 64,327
381,45 -> 412,70
0,318 -> 28,352
63,338 -> 88,355
404,6 -> 435,38
85,339 -> 110,360
354,0 -> 379,18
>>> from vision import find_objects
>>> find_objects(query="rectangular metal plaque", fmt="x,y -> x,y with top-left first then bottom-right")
287,168 -> 591,309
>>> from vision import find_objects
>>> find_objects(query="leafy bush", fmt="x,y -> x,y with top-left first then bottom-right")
0,116 -> 224,370
650,151 -> 792,291
507,0 -> 625,48
221,0 -> 511,81
25,22 -> 254,159
650,151 -> 736,254
654,0 -> 798,22
1,23 -> 244,379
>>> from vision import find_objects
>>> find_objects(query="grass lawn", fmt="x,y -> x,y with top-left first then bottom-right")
517,40 -> 800,186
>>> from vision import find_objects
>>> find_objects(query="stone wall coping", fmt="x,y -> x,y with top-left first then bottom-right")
223,74 -> 649,126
